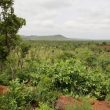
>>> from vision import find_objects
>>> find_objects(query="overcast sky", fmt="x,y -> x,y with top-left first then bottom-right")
14,0 -> 110,39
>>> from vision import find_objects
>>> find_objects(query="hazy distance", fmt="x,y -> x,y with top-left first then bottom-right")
14,0 -> 110,40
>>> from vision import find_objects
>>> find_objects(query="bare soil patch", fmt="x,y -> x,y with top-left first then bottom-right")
0,85 -> 9,95
54,96 -> 110,110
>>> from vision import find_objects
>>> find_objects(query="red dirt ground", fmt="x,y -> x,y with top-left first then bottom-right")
54,96 -> 110,110
99,45 -> 110,49
0,85 -> 9,94
93,101 -> 110,110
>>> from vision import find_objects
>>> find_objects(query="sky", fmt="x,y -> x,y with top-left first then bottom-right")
14,0 -> 110,40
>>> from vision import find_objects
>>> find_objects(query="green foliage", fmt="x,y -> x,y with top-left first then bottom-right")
106,94 -> 110,101
20,42 -> 31,58
72,101 -> 92,110
37,103 -> 54,110
0,79 -> 38,110
0,40 -> 110,109
65,98 -> 93,110
0,0 -> 26,61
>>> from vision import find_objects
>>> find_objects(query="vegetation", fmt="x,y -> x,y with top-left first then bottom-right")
0,0 -> 110,110
0,0 -> 25,62
66,100 -> 92,110
0,39 -> 110,110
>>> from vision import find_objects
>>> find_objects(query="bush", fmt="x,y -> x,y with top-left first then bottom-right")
37,103 -> 54,110
0,79 -> 38,110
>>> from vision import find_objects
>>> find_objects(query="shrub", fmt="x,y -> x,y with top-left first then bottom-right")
0,79 -> 38,110
37,103 -> 54,110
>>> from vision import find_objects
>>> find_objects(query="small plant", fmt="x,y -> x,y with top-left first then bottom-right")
106,94 -> 110,101
65,101 -> 93,110
37,103 -> 54,110
73,100 -> 93,110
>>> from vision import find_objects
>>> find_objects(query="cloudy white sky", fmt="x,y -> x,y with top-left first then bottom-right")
14,0 -> 110,39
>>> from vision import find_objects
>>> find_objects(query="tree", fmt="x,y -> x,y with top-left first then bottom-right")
0,0 -> 26,61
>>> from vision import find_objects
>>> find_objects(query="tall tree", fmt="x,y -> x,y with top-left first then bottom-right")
0,0 -> 26,61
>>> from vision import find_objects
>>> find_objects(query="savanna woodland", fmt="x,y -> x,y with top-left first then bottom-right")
0,0 -> 110,110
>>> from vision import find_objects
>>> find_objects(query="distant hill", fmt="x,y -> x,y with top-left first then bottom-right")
21,35 -> 110,41
21,35 -> 71,41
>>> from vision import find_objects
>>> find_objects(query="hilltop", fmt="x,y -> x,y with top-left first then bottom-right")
22,35 -> 71,40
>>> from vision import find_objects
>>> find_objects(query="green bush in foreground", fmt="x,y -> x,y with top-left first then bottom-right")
0,79 -> 38,110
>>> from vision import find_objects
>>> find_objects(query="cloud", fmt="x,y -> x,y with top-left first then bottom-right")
14,0 -> 110,39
